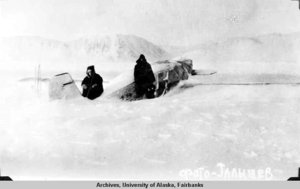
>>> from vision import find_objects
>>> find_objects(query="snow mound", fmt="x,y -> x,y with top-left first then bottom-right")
70,34 -> 169,62
0,34 -> 169,72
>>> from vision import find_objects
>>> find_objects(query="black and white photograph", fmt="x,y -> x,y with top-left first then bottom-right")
1,0 -> 300,182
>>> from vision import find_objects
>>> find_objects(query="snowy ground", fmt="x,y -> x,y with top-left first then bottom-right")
0,69 -> 300,181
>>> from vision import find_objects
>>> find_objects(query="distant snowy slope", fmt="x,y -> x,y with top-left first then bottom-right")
182,33 -> 300,74
0,36 -> 69,62
0,34 -> 169,68
69,34 -> 169,62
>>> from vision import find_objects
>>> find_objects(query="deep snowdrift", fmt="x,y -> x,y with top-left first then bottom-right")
0,71 -> 300,180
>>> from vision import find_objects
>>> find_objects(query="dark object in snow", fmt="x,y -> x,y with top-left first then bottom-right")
0,176 -> 13,181
111,58 -> 194,101
49,73 -> 81,100
134,54 -> 156,99
191,69 -> 217,76
81,65 -> 104,100
291,0 -> 300,10
0,170 -> 13,181
288,168 -> 300,181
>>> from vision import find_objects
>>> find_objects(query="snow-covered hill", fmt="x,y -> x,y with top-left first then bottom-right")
0,36 -> 69,62
0,34 -> 169,71
182,33 -> 300,74
69,34 -> 169,62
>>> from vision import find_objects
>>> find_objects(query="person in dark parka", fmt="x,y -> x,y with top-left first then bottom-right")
81,65 -> 104,100
134,54 -> 156,98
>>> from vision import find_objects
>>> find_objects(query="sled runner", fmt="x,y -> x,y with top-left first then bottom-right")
191,69 -> 217,76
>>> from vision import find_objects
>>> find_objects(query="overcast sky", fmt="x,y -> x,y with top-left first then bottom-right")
0,0 -> 300,46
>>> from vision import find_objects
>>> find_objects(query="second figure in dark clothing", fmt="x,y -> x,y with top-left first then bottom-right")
82,65 -> 104,100
134,54 -> 156,99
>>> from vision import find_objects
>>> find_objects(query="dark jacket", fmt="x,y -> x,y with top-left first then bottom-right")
134,55 -> 155,97
82,66 -> 104,100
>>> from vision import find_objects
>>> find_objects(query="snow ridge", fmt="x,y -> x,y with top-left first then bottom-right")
0,34 -> 169,65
